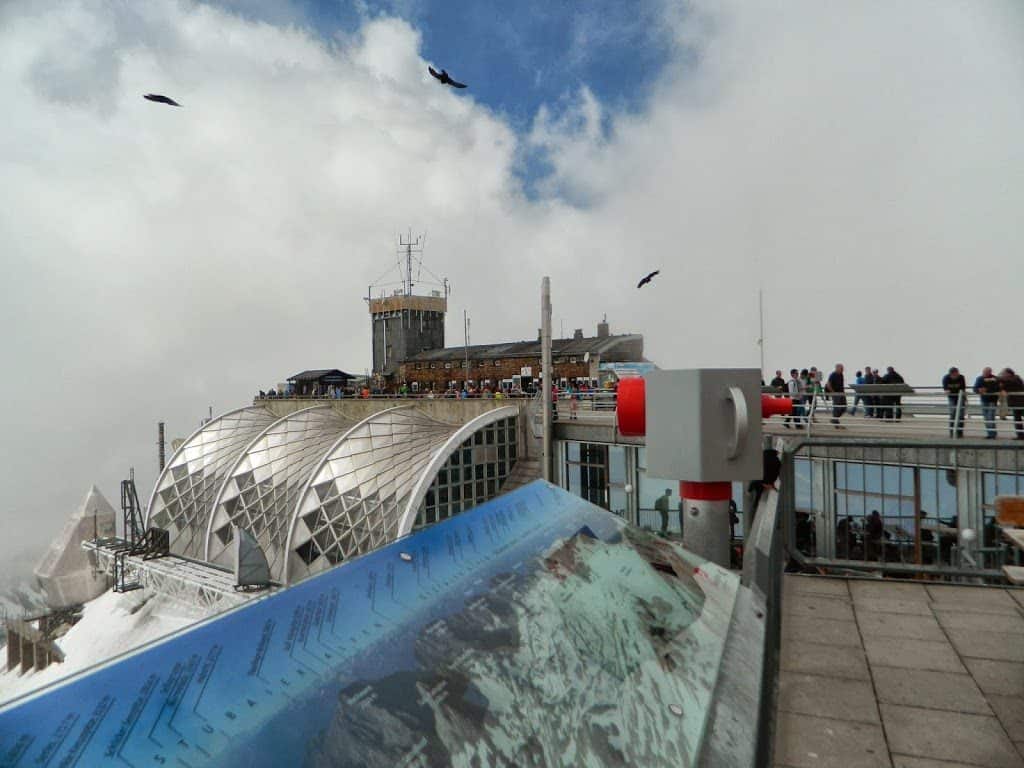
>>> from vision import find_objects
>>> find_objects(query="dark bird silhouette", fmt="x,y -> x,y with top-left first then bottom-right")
143,93 -> 181,107
637,270 -> 660,289
428,66 -> 467,89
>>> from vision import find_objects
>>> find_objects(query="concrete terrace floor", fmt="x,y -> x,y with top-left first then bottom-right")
774,575 -> 1024,768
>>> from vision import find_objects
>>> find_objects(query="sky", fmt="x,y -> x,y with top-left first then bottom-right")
2,0 -> 1023,574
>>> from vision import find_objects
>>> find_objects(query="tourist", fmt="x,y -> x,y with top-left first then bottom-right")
850,370 -> 865,415
786,369 -> 805,428
941,366 -> 968,438
865,510 -> 885,561
770,370 -> 786,395
973,367 -> 1000,439
862,366 -> 877,418
998,367 -> 1024,440
825,363 -> 846,427
880,366 -> 905,420
655,488 -> 672,535
568,382 -> 579,420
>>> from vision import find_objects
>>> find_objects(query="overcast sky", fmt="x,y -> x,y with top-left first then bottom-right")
2,0 -> 1023,573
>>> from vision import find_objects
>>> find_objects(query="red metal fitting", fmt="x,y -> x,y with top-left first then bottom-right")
616,378 -> 793,436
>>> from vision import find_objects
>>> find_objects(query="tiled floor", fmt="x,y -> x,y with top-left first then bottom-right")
774,575 -> 1024,768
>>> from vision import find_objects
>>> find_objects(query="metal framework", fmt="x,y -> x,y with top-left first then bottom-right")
204,406 -> 358,580
138,403 -> 522,589
84,539 -> 250,612
146,406 -> 279,557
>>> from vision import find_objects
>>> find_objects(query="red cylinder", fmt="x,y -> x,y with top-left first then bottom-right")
617,378 -> 646,436
680,481 -> 732,501
761,394 -> 794,419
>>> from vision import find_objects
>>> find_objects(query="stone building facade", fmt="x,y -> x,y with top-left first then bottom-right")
397,322 -> 645,392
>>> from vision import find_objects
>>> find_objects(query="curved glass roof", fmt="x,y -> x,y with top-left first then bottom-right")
284,406 -> 459,584
144,402 -> 522,587
146,406 -> 279,558
204,406 -> 358,581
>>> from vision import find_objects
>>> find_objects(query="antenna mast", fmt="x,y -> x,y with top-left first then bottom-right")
398,230 -> 423,297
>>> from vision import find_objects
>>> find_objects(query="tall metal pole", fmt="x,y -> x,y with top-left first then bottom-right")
463,310 -> 470,390
157,422 -> 166,471
758,287 -> 765,380
541,277 -> 553,482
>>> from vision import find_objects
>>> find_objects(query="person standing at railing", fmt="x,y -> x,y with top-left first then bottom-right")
785,369 -> 805,428
862,366 -> 877,418
974,367 -> 1000,439
998,367 -> 1024,440
770,370 -> 786,395
942,366 -> 968,438
880,366 -> 905,420
655,488 -> 672,535
825,363 -> 847,428
850,370 -> 865,415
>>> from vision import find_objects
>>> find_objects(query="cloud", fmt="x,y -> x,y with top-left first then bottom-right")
2,0 -> 1023,569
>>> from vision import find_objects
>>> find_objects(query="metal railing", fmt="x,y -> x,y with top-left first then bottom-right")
766,385 -> 1024,441
777,436 -> 1024,581
698,487 -> 781,768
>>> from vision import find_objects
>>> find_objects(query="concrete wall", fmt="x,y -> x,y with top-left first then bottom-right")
255,397 -> 528,425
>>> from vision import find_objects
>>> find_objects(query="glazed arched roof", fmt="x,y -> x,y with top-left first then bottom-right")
145,406 -> 279,558
283,406 -> 471,584
145,402 -> 522,586
203,405 -> 358,580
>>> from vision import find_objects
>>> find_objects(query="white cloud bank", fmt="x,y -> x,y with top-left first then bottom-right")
1,0 -> 1022,565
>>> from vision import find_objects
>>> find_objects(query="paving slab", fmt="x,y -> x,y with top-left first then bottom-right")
786,593 -> 856,622
1010,590 -> 1024,611
871,667 -> 991,715
880,703 -> 1022,768
853,597 -> 935,617
963,658 -> 1024,697
778,671 -> 879,723
933,607 -> 1024,635
986,694 -> 1024,741
945,627 -> 1024,663
856,610 -> 945,642
892,757 -> 999,768
785,575 -> 851,598
781,638 -> 871,680
783,614 -> 863,648
926,586 -> 1020,614
850,581 -> 930,603
864,636 -> 966,673
773,711 -> 891,768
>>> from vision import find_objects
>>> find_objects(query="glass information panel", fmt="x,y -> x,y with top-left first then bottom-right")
0,481 -> 738,767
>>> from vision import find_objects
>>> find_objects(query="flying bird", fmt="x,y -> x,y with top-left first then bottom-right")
637,270 -> 660,289
143,93 -> 181,107
428,66 -> 467,89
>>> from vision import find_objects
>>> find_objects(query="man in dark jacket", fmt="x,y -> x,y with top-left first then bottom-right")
881,366 -> 905,420
942,366 -> 968,438
825,363 -> 847,427
974,367 -> 1000,438
998,368 -> 1024,440
862,366 -> 877,417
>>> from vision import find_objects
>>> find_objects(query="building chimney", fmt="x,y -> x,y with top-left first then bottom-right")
597,316 -> 610,338
573,328 -> 584,341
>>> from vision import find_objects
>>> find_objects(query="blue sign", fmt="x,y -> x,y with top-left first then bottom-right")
0,481 -> 738,767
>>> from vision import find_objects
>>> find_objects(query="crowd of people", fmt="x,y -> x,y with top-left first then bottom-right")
765,364 -> 1024,439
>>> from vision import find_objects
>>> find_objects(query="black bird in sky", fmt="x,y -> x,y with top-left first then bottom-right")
428,66 -> 467,89
637,270 -> 660,289
143,93 -> 181,107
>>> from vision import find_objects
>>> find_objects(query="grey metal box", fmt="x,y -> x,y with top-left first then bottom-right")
645,369 -> 763,482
